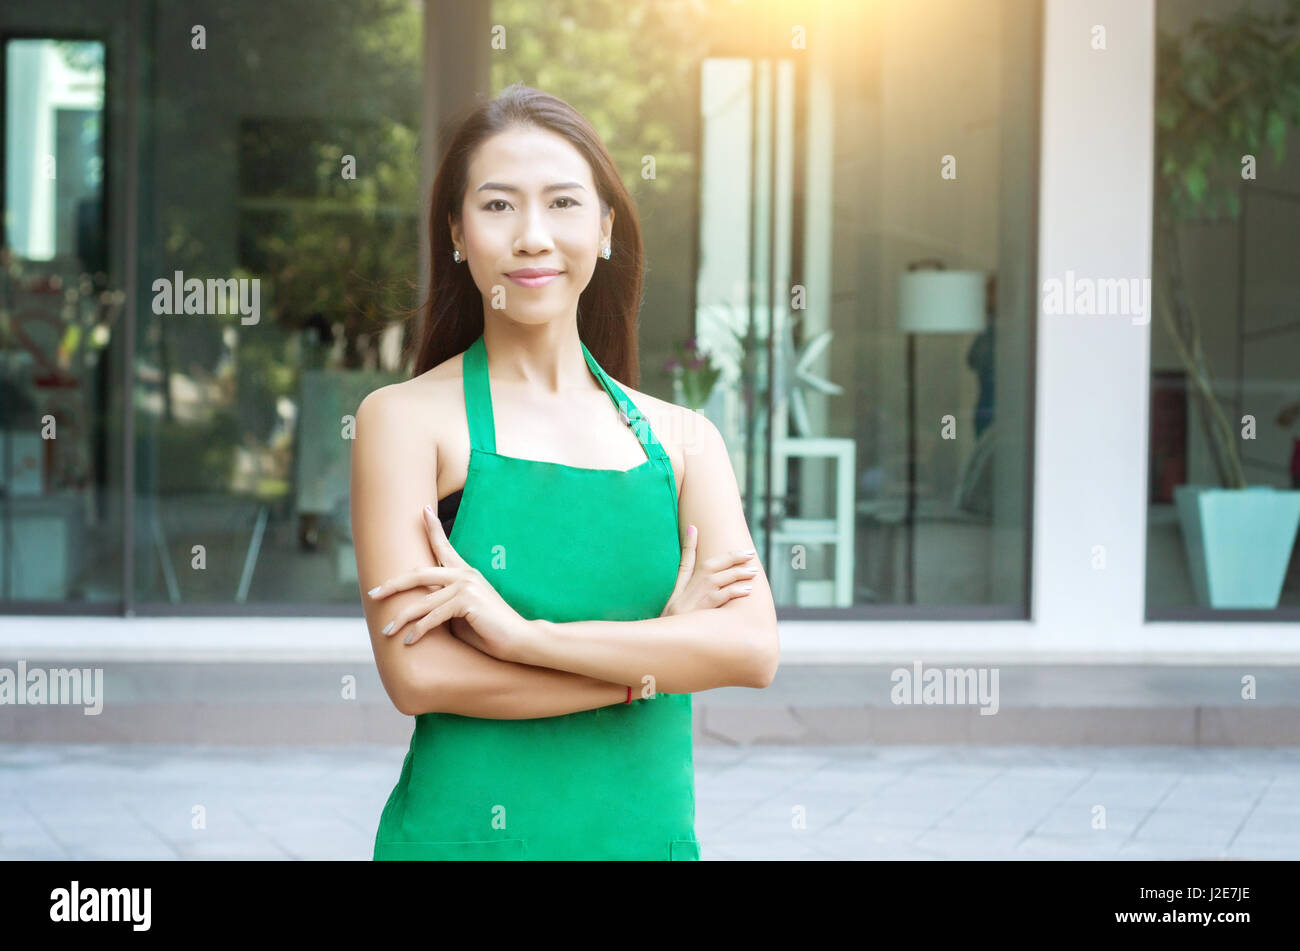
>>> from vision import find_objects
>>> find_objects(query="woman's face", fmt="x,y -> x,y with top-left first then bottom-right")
450,125 -> 613,327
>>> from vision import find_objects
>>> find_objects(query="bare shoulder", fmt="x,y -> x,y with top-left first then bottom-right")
621,385 -> 697,437
355,354 -> 465,459
615,384 -> 720,493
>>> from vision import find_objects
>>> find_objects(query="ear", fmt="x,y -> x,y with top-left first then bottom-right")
448,213 -> 462,255
600,203 -> 615,247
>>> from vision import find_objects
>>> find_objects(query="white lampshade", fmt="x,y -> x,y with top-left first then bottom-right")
897,269 -> 986,334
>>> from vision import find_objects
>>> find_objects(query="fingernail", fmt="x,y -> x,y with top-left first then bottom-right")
381,620 -> 394,635
424,504 -> 433,515
738,548 -> 754,556
745,566 -> 758,574
404,631 -> 415,644
689,525 -> 696,536
740,584 -> 752,592
367,586 -> 382,597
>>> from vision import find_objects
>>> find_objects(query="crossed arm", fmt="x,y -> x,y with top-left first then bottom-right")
512,412 -> 778,694
351,388 -> 778,719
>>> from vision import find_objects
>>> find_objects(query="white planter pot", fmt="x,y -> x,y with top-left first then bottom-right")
1173,484 -> 1300,609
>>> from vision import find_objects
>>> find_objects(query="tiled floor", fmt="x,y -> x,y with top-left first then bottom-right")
2,743 -> 1298,860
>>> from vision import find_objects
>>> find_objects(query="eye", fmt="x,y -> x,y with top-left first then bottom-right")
553,196 -> 580,209
482,199 -> 510,212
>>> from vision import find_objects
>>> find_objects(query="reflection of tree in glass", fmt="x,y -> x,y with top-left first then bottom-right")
489,0 -> 714,215
238,116 -> 420,370
1154,0 -> 1300,489
141,0 -> 423,498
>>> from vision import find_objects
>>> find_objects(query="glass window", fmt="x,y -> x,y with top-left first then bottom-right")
492,0 -> 1040,615
1146,0 -> 1300,617
128,1 -> 422,609
2,36 -> 120,608
3,0 -> 1038,617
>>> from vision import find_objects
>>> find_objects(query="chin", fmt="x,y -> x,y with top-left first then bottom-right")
500,310 -> 573,328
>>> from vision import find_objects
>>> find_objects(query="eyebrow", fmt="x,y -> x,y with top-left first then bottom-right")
476,181 -> 587,194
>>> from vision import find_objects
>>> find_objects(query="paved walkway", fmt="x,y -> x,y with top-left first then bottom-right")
2,743 -> 1298,860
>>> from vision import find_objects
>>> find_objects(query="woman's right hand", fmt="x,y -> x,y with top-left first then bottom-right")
660,524 -> 760,617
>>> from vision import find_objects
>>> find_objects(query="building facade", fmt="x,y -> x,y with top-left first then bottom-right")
1,0 -> 1297,672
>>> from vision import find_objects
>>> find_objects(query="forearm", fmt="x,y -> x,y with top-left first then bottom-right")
520,607 -> 763,695
398,630 -> 627,719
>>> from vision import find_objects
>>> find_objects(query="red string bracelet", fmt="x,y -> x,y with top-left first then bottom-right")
625,685 -> 632,704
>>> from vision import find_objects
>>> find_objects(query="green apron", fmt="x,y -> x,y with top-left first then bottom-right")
373,332 -> 700,861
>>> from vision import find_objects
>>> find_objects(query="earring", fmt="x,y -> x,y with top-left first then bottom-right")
601,244 -> 611,260
452,249 -> 463,263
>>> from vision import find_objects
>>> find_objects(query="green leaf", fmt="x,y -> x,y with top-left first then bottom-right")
1184,165 -> 1208,203
1266,110 -> 1287,148
1156,100 -> 1180,129
1185,71 -> 1213,106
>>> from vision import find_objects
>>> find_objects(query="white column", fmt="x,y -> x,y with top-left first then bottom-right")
1031,0 -> 1155,643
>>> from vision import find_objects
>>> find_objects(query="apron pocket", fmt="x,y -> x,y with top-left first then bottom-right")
669,839 -> 701,861
375,838 -> 527,861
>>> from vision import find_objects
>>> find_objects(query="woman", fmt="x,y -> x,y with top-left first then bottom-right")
350,84 -> 779,861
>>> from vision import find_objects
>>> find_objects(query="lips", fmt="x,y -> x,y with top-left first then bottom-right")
506,268 -> 562,288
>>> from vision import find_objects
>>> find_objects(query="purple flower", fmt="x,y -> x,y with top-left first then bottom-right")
664,359 -> 681,372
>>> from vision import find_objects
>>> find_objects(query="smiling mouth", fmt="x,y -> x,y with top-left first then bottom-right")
506,271 -> 562,287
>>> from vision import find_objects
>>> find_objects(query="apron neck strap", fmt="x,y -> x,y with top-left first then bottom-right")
580,340 -> 670,466
462,335 -> 496,453
462,332 -> 670,468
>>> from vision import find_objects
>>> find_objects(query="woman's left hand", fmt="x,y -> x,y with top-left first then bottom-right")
366,504 -> 538,663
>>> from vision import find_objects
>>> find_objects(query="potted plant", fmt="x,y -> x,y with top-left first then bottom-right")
664,335 -> 724,413
1155,0 -> 1300,608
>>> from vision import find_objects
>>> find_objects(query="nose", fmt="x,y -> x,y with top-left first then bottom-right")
513,201 -> 554,255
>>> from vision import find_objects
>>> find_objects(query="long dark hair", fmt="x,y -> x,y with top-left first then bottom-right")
409,84 -> 645,385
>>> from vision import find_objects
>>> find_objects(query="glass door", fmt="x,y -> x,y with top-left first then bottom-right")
1,35 -> 121,607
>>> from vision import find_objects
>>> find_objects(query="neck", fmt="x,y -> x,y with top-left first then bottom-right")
480,318 -> 597,395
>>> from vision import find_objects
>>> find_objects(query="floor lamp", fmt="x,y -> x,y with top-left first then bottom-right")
897,266 -> 987,604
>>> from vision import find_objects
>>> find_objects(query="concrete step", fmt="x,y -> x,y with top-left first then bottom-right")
2,662 -> 1297,745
